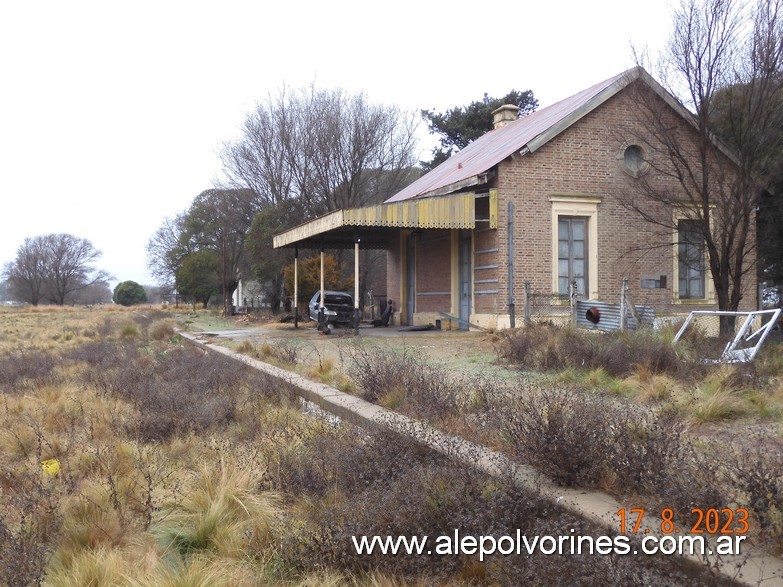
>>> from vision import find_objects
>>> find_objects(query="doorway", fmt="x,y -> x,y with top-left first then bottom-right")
406,235 -> 415,325
458,230 -> 472,330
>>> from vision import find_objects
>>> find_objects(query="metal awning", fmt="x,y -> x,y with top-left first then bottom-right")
273,191 -> 496,249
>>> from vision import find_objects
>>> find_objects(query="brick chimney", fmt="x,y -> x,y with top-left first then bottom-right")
492,104 -> 520,129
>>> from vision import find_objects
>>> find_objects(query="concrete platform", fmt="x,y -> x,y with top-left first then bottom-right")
180,330 -> 783,586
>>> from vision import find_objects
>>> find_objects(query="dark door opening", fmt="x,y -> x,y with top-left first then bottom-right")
458,231 -> 471,330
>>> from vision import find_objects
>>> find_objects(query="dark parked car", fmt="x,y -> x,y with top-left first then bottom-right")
309,291 -> 354,326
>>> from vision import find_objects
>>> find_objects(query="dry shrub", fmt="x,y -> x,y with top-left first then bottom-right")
0,469 -> 62,586
496,323 -> 685,378
275,423 -> 706,586
722,436 -> 783,551
67,341 -> 246,441
492,387 -> 726,514
270,425 -> 437,499
148,319 -> 175,341
343,344 -> 462,421
0,350 -> 59,393
272,340 -> 303,364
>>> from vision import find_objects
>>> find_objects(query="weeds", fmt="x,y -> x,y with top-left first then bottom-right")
491,387 -> 727,513
0,305 -> 780,584
342,344 -> 467,422
496,323 -> 685,378
0,350 -> 59,393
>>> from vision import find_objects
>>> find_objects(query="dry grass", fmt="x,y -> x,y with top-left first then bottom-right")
688,365 -> 750,423
0,305 -> 133,353
155,463 -> 277,559
3,305 -> 783,584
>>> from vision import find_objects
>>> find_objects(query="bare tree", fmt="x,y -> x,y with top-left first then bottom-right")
46,234 -> 110,305
4,234 -> 109,306
221,85 -> 420,313
146,212 -> 187,289
3,236 -> 50,305
221,85 -> 420,217
625,0 -> 783,330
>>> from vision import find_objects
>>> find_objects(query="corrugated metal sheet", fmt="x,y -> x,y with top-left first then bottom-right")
273,193 -> 476,248
575,300 -> 655,332
385,69 -> 636,203
344,192 -> 475,228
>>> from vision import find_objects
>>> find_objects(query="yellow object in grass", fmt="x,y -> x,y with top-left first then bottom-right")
41,459 -> 60,476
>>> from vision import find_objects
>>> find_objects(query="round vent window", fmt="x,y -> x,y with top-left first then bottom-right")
622,144 -> 648,177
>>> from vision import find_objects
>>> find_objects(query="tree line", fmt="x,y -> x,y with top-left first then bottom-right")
2,234 -> 111,306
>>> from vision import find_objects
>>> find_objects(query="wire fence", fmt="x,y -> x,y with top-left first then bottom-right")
517,279 -> 781,362
519,279 -> 653,332
522,288 -> 573,326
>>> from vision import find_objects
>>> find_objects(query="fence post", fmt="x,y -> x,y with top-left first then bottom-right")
569,279 -> 577,327
524,281 -> 531,326
620,278 -> 628,331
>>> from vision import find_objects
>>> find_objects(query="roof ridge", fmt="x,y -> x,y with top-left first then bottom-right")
385,68 -> 640,203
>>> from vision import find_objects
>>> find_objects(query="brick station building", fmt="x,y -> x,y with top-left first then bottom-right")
274,67 -> 757,330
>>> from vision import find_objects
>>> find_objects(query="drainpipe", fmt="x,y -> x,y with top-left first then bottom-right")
508,201 -> 516,329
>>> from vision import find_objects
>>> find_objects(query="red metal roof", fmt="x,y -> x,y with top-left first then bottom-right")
386,69 -> 635,203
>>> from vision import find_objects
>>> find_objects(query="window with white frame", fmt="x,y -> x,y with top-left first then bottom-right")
677,219 -> 705,299
558,217 -> 588,296
549,195 -> 600,299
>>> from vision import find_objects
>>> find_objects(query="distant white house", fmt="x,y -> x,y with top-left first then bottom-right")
232,277 -> 265,309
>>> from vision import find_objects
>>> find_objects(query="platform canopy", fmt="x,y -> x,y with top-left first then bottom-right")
273,192 -> 495,249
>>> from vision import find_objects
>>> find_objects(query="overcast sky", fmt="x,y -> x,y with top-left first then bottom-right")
0,1 -> 674,287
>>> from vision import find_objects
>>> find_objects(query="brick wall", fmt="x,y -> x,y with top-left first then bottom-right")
415,229 -> 452,313
491,85 -> 757,317
383,81 -> 757,327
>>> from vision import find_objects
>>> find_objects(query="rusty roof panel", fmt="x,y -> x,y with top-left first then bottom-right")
386,69 -> 634,203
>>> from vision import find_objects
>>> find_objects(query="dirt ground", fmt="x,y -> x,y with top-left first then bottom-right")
182,313 -> 521,382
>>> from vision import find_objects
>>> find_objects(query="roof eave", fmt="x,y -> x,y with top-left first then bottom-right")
415,170 -> 495,199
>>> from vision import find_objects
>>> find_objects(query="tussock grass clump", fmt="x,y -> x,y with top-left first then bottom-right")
119,320 -> 139,338
156,464 -> 276,560
625,364 -> 684,402
689,365 -> 750,423
253,339 -> 303,364
45,545 -> 130,586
